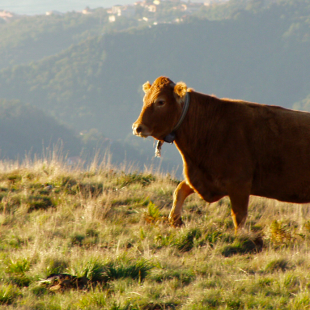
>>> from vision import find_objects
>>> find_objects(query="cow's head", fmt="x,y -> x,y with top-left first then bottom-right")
132,76 -> 187,141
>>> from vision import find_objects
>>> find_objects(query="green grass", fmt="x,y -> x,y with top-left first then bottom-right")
1,158 -> 310,309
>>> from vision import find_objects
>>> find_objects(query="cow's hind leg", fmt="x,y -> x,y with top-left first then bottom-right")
229,193 -> 249,234
169,180 -> 194,227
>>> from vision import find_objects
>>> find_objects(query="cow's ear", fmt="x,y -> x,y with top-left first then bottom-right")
143,81 -> 151,93
174,82 -> 187,98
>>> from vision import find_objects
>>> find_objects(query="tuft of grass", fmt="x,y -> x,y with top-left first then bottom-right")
70,233 -> 86,246
141,302 -> 178,310
70,182 -> 104,197
154,232 -> 175,248
269,220 -> 293,243
6,258 -> 31,274
8,274 -> 32,287
174,228 -> 201,252
117,172 -> 156,188
265,258 -> 291,273
221,235 -> 263,257
150,268 -> 195,286
6,173 -> 22,184
86,228 -> 99,238
144,201 -> 162,223
0,284 -> 21,305
30,285 -> 49,297
77,289 -> 107,309
25,195 -> 54,212
5,258 -> 32,287
44,257 -> 69,275
198,230 -> 229,248
0,193 -> 21,213
72,259 -> 107,283
103,257 -> 153,282
69,231 -> 99,248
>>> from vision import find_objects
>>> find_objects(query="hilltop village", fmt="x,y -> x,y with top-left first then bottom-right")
0,0 -> 229,24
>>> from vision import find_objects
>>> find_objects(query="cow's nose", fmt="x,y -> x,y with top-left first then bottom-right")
132,123 -> 146,135
135,125 -> 143,134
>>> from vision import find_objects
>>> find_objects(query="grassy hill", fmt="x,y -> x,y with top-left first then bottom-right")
0,158 -> 310,309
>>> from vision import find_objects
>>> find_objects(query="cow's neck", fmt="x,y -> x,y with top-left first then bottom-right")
174,91 -> 221,164
164,92 -> 190,143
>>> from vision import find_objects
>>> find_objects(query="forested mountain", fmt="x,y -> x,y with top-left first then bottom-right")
0,0 -> 310,168
0,9 -> 138,70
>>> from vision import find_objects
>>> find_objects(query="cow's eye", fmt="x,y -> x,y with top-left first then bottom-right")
157,100 -> 165,106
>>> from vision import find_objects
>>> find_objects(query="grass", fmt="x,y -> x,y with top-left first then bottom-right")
0,158 -> 310,309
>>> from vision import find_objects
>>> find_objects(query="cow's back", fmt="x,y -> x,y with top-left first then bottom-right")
221,99 -> 310,203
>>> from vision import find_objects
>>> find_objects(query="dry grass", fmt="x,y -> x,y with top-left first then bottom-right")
0,157 -> 310,309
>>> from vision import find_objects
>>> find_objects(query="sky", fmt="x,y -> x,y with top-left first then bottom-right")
0,0 -> 135,15
1,0 -> 205,15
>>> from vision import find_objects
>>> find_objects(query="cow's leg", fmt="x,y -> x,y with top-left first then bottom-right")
229,193 -> 249,234
169,180 -> 194,227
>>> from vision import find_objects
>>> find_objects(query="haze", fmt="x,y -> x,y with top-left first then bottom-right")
1,0 -> 206,15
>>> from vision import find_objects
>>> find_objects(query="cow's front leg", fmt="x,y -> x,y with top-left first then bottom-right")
169,180 -> 194,227
229,193 -> 249,234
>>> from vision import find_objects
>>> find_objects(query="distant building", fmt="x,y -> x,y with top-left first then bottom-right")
108,5 -> 135,18
82,7 -> 93,15
0,10 -> 16,21
148,5 -> 157,12
180,4 -> 188,11
109,15 -> 116,22
46,10 -> 63,16
122,5 -> 136,17
134,1 -> 147,7
112,5 -> 122,16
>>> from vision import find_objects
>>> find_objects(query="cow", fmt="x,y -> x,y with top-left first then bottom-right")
132,76 -> 310,232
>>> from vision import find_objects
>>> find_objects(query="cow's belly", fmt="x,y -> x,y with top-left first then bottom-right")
197,190 -> 225,203
252,186 -> 310,204
251,172 -> 310,203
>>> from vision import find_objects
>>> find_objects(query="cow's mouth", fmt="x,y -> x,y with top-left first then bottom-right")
134,132 -> 149,138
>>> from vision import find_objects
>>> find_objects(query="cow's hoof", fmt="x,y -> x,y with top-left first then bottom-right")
169,215 -> 184,227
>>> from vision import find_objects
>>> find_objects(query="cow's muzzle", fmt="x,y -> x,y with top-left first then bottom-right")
132,123 -> 151,137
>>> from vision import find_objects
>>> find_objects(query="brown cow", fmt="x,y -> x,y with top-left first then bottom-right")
132,76 -> 310,232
